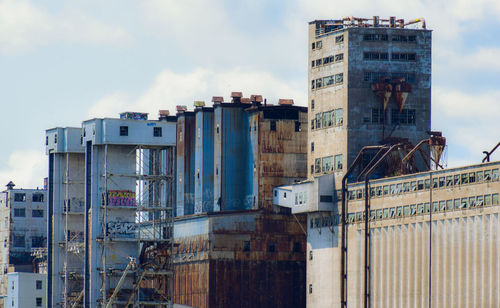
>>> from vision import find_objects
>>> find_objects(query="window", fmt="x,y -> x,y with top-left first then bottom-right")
311,100 -> 314,109
311,60 -> 315,67
119,126 -> 128,136
311,120 -> 315,130
316,113 -> 322,129
309,284 -> 313,294
32,194 -> 44,202
32,209 -> 44,218
311,42 -> 315,50
372,108 -> 384,124
335,109 -> 343,126
270,121 -> 276,131
295,121 -> 301,132
45,136 -> 48,146
322,156 -> 333,173
316,59 -> 322,66
335,53 -> 344,62
54,134 -> 57,143
13,234 -> 25,248
36,280 -> 42,290
316,78 -> 322,88
335,73 -> 344,84
309,251 -> 313,260
14,208 -> 25,217
493,193 -> 499,205
153,127 -> 162,137
311,142 -> 314,152
14,193 -> 26,202
268,242 -> 276,252
364,52 -> 388,61
322,111 -> 333,127
243,241 -> 250,252
391,53 -> 416,61
36,297 -> 42,307
334,154 -> 343,170
363,33 -> 388,41
314,158 -> 321,173
391,109 -> 416,125
311,80 -> 315,90
335,35 -> 344,43
293,242 -> 301,252
316,41 -> 322,49
310,165 -> 314,174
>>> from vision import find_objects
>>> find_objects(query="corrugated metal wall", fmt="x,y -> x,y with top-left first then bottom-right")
345,208 -> 500,308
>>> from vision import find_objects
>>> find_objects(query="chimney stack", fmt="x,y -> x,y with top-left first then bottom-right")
212,96 -> 224,104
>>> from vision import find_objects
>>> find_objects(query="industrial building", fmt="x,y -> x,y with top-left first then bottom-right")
46,112 -> 178,307
45,127 -> 86,307
172,95 -> 308,308
7,272 -> 46,308
274,16 -> 500,308
0,183 -> 47,306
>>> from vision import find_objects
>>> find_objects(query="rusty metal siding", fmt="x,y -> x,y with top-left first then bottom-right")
256,107 -> 308,210
213,105 -> 253,211
194,109 -> 215,214
177,113 -> 196,216
172,211 -> 307,308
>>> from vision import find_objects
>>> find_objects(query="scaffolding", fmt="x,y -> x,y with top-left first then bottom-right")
99,145 -> 175,308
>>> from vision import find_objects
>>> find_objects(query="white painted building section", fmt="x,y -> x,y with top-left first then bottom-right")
45,127 -> 85,307
6,272 -> 46,308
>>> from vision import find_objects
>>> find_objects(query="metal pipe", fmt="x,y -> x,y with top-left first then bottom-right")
401,139 -> 429,174
482,141 -> 500,163
356,147 -> 390,182
340,145 -> 386,307
363,143 -> 403,308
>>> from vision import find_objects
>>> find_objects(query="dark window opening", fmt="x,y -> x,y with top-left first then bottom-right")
153,127 -> 162,137
268,242 -> 276,252
311,142 -> 314,152
36,280 -> 42,290
36,297 -> 42,307
14,193 -> 26,202
32,209 -> 44,218
45,136 -> 48,146
243,241 -> 250,252
293,242 -> 301,252
32,194 -> 44,202
14,208 -> 25,217
295,121 -> 301,132
270,121 -> 276,131
119,126 -> 128,136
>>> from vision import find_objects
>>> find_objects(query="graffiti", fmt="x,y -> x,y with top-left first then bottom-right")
107,221 -> 137,238
107,190 -> 136,207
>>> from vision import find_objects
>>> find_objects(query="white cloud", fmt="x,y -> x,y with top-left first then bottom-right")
88,67 -> 307,118
0,150 -> 47,189
0,0 -> 131,54
442,47 -> 500,73
432,87 -> 500,164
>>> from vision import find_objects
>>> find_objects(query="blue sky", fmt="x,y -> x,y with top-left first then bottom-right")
1,0 -> 499,188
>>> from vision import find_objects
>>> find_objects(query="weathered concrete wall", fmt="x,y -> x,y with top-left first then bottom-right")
306,162 -> 500,307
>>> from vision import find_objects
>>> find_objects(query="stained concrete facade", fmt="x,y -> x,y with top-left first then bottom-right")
276,161 -> 500,307
308,20 -> 432,185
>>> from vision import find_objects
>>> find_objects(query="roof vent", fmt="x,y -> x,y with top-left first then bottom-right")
278,99 -> 294,106
194,101 -> 206,108
176,105 -> 188,112
159,110 -> 170,117
250,95 -> 263,103
231,92 -> 242,103
241,98 -> 251,104
212,96 -> 224,104
5,181 -> 15,190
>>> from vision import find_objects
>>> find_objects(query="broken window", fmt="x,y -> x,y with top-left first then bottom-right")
243,241 -> 250,252
315,158 -> 321,173
316,113 -> 322,129
311,120 -> 315,130
311,142 -> 314,152
316,78 -> 322,88
335,73 -> 344,84
334,154 -> 343,170
268,242 -> 276,252
484,170 -> 491,181
311,100 -> 315,109
293,242 -> 301,252
425,179 -> 430,189
335,35 -> 344,43
417,180 -> 424,190
311,80 -> 315,90
493,193 -> 499,205
316,59 -> 322,66
324,75 -> 334,86
335,109 -> 343,126
454,199 -> 460,209
376,186 -> 382,196
322,156 -> 333,173
492,169 -> 499,180
311,60 -> 315,67
439,177 -> 445,188
484,194 -> 492,206
446,176 -> 453,187
317,41 -> 322,48
454,174 -> 460,185
476,171 -> 484,182
411,181 -> 417,191
461,173 -> 468,184
311,42 -> 315,50
335,53 -> 344,62
372,108 -> 383,124
403,182 -> 410,192
322,111 -> 333,127
32,194 -> 44,202
476,195 -> 484,207
14,193 -> 26,202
